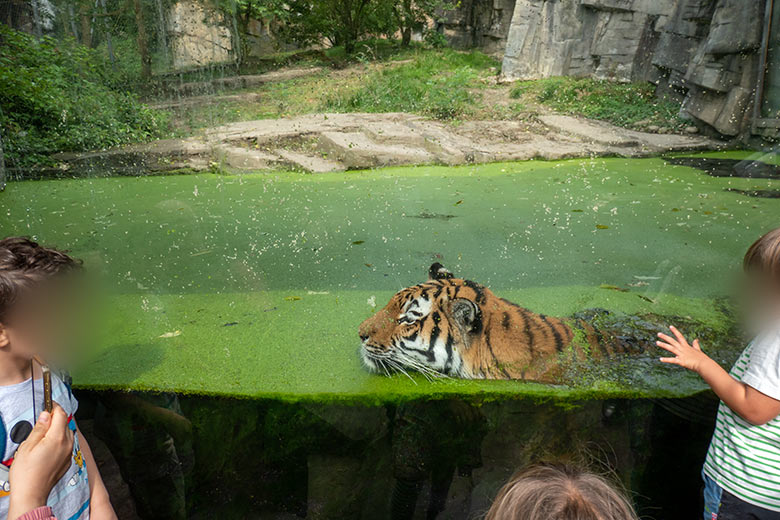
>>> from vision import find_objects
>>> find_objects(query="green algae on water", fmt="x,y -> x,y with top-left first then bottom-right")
0,153 -> 777,402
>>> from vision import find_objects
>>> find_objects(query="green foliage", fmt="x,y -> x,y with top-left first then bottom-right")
279,0 -> 448,55
95,36 -> 144,89
220,0 -> 452,62
0,25 -> 168,168
511,76 -> 684,129
324,49 -> 498,119
223,0 -> 288,64
423,28 -> 449,49
383,0 -> 452,47
278,0 -> 383,54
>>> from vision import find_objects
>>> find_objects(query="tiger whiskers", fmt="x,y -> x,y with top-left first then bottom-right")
394,351 -> 448,381
363,346 -> 448,383
385,358 -> 417,383
376,359 -> 391,377
364,351 -> 411,381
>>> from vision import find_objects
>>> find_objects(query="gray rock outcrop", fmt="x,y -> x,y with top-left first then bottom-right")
500,0 -> 771,139
167,0 -> 234,70
437,0 -> 518,55
501,0 -> 677,82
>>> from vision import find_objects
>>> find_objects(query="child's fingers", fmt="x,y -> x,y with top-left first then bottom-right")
657,333 -> 679,346
669,326 -> 688,344
659,357 -> 681,365
693,339 -> 701,351
656,341 -> 678,353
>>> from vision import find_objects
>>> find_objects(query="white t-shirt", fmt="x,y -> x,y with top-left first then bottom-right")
0,373 -> 91,520
704,325 -> 780,512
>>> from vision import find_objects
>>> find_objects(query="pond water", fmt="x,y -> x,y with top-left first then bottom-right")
1,151 -> 779,518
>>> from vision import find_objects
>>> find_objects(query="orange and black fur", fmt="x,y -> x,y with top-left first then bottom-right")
358,263 -> 644,382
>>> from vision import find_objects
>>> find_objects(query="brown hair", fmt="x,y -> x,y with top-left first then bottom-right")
0,237 -> 81,320
744,227 -> 780,282
485,464 -> 638,520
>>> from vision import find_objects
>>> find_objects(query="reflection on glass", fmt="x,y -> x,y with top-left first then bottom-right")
762,0 -> 780,119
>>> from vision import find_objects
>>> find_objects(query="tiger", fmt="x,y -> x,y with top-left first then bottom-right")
358,263 -> 647,383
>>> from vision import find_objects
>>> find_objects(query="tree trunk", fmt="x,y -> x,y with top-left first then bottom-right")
80,2 -> 92,47
68,4 -> 80,41
31,0 -> 42,39
132,0 -> 152,81
400,0 -> 413,47
154,0 -> 169,68
402,25 -> 412,46
100,0 -> 116,65
239,6 -> 251,64
0,125 -> 6,191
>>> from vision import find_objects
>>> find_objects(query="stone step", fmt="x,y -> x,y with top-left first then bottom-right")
362,122 -> 429,147
150,93 -> 262,110
214,144 -> 278,170
539,115 -> 641,146
173,67 -> 323,96
363,122 -> 466,164
274,149 -> 345,173
316,131 -> 435,169
364,121 -> 470,164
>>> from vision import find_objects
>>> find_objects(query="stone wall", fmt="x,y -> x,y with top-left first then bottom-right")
167,0 -> 234,70
500,0 -> 770,139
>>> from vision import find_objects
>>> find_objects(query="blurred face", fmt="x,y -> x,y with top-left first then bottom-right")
0,277 -> 89,364
741,272 -> 780,334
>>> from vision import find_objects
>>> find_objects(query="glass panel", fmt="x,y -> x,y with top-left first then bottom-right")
0,3 -> 778,519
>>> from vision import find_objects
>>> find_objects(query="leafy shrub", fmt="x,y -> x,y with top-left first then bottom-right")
511,76 -> 684,128
0,25 -> 168,168
324,49 -> 497,119
423,29 -> 449,49
94,35 -> 146,90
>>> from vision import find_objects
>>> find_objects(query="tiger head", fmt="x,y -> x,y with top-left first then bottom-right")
358,263 -> 485,379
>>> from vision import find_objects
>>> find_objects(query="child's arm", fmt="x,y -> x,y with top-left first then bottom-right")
76,428 -> 117,520
657,326 -> 780,425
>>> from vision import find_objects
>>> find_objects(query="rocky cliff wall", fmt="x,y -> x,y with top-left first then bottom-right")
437,0 -> 518,55
167,0 -> 234,70
500,0 -> 770,139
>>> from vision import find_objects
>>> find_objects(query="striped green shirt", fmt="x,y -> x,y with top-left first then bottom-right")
703,328 -> 780,512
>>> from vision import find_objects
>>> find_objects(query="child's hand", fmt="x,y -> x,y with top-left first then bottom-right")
657,326 -> 709,373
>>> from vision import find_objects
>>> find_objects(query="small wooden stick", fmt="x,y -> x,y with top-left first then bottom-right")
32,355 -> 53,413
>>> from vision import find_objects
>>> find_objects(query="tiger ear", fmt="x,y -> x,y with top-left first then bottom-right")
429,262 -> 453,281
451,298 -> 481,334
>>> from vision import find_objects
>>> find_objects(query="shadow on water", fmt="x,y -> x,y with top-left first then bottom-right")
83,342 -> 167,385
664,154 -> 780,198
726,188 -> 780,198
75,390 -> 720,520
663,156 -> 780,179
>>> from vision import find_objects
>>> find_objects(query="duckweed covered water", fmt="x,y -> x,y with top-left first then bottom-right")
1,152 -> 778,401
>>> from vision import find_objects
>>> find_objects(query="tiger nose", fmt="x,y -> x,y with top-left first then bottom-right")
358,318 -> 374,339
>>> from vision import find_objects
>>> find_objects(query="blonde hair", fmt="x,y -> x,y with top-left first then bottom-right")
744,227 -> 780,282
485,464 -> 638,520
